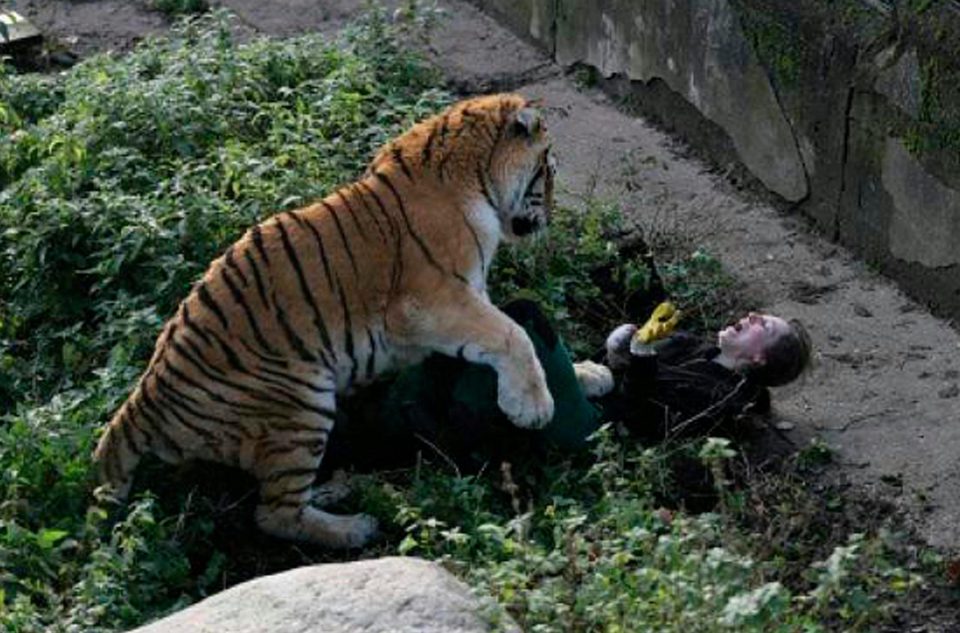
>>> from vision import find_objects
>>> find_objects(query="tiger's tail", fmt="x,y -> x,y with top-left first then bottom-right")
92,396 -> 145,502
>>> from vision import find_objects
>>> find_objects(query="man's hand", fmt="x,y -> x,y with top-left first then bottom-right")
634,301 -> 681,345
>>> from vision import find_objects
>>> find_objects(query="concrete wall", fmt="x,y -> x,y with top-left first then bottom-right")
470,0 -> 960,320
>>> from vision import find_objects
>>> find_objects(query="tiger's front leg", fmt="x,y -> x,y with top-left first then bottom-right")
389,287 -> 554,429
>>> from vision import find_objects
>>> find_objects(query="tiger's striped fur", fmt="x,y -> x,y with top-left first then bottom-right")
93,94 -> 556,548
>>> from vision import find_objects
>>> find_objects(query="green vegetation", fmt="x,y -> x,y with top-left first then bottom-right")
0,6 -> 936,632
735,7 -> 803,90
733,1 -> 889,93
907,0 -> 939,15
904,55 -> 960,163
895,2 -> 960,165
491,199 -> 643,357
151,0 -> 209,18
372,431 -> 927,631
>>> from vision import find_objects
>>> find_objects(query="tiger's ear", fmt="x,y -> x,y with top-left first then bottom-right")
511,107 -> 543,137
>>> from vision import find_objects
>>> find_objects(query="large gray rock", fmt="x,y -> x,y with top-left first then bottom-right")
130,557 -> 513,633
883,138 -> 960,268
554,0 -> 808,202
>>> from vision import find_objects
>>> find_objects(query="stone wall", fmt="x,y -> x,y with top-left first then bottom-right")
469,0 -> 960,319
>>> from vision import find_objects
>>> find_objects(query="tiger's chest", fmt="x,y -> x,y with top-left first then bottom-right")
463,201 -> 500,292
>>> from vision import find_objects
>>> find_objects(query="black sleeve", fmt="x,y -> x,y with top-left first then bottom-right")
601,348 -> 660,428
605,338 -> 768,442
603,332 -> 693,419
652,332 -> 709,365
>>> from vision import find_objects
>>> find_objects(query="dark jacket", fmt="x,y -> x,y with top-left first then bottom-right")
603,332 -> 770,442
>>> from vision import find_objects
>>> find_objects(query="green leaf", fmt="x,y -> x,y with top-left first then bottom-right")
398,534 -> 418,555
37,529 -> 69,550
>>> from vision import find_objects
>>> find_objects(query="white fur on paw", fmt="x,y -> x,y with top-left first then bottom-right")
499,377 -> 555,430
341,513 -> 379,549
574,360 -> 614,398
321,512 -> 378,549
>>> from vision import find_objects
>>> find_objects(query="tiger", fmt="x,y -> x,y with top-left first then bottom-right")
93,93 -> 558,549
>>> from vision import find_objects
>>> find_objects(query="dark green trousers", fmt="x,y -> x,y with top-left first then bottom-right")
326,300 -> 603,473
381,299 -> 603,455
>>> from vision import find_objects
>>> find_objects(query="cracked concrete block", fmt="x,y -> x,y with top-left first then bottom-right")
874,48 -> 921,119
883,138 -> 960,269
555,0 -> 808,202
798,134 -> 817,179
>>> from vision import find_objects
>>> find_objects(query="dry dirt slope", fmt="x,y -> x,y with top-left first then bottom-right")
14,0 -> 960,552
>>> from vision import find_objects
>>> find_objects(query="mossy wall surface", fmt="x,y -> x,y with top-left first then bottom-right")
468,0 -> 960,318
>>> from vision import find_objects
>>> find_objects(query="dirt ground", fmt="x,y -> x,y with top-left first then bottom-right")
9,0 -> 960,607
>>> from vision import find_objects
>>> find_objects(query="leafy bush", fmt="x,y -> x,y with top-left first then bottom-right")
372,429 -> 924,632
490,198 -> 635,356
0,9 -> 449,408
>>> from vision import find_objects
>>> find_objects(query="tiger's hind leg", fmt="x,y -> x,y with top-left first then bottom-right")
93,402 -> 166,504
254,460 -> 378,549
252,401 -> 377,549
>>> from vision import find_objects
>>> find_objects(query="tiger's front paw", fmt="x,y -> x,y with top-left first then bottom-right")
499,375 -> 554,430
340,513 -> 379,549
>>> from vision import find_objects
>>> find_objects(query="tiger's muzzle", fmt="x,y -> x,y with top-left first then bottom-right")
514,148 -> 555,237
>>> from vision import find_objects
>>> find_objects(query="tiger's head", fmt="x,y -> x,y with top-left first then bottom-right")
478,97 -> 555,242
377,94 -> 556,242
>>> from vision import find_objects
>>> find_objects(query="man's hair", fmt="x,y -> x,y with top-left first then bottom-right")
746,319 -> 812,387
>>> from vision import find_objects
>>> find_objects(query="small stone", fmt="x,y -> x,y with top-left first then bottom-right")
938,384 -> 959,399
853,303 -> 873,317
49,50 -> 78,68
880,473 -> 903,487
775,421 -> 795,431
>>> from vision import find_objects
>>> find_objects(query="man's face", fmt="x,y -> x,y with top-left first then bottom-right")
717,313 -> 791,368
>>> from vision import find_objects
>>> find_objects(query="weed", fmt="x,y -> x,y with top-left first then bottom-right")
796,437 -> 834,470
489,197 -> 632,356
367,429 -> 925,632
571,64 -> 599,91
904,55 -> 960,163
735,5 -> 803,90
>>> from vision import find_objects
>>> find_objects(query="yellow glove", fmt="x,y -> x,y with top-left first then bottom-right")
634,301 -> 681,345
